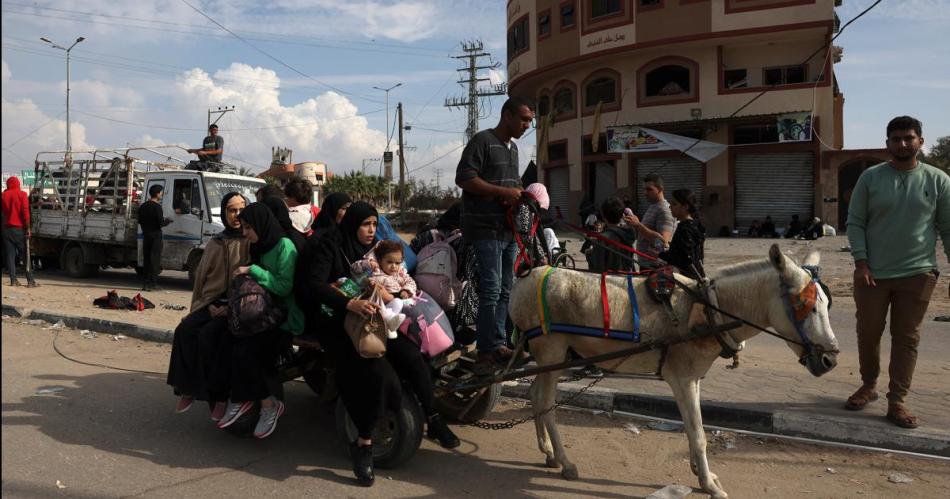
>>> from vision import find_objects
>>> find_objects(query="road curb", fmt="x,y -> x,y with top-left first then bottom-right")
5,304 -> 947,457
4,306 -> 174,344
502,381 -> 950,458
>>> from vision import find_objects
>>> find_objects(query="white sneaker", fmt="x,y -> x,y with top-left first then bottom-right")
386,313 -> 406,332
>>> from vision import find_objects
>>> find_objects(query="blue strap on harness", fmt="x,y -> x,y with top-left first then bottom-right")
626,274 -> 640,342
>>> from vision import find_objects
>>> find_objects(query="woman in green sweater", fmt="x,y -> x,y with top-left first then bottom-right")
216,203 -> 303,439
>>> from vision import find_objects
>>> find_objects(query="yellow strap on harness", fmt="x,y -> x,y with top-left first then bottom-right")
537,266 -> 557,335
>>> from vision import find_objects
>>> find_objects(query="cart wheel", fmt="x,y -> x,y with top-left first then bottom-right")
436,381 -> 502,423
336,390 -> 423,469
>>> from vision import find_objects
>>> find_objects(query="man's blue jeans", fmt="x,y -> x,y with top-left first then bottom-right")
472,238 -> 517,353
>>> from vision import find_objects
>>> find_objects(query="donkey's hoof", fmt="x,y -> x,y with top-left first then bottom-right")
561,465 -> 579,481
545,456 -> 559,468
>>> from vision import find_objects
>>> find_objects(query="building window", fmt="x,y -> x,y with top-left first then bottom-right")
645,65 -> 691,97
538,95 -> 551,117
584,76 -> 618,108
538,11 -> 551,38
507,15 -> 529,60
724,69 -> 748,89
548,142 -> 568,163
553,86 -> 575,118
763,64 -> 807,86
733,123 -> 779,144
561,1 -> 576,28
590,0 -> 622,19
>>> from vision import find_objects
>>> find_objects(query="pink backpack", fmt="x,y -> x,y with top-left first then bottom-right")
413,232 -> 462,310
398,291 -> 455,357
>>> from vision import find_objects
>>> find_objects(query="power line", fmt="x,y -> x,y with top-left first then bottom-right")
1,110 -> 66,150
73,108 -> 385,132
0,4 -> 451,59
2,1 -> 450,53
444,40 -> 507,143
407,143 -> 464,175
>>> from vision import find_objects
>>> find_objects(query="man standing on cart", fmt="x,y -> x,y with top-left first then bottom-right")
455,96 -> 534,372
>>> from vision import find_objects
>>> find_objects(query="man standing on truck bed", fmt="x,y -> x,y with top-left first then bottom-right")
139,185 -> 170,291
187,124 -> 224,169
2,176 -> 38,287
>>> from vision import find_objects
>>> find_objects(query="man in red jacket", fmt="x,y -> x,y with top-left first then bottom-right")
2,176 -> 38,287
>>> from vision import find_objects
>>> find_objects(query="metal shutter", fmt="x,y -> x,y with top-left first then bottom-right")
634,157 -> 704,215
545,167 -> 570,219
590,161 -> 617,208
734,152 -> 814,231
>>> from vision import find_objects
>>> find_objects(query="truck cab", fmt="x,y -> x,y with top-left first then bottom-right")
139,171 -> 263,281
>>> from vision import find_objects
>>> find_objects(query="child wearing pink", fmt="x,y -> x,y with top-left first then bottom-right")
352,240 -> 417,338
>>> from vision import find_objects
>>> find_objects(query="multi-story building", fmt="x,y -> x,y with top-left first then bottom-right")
507,0 -> 885,232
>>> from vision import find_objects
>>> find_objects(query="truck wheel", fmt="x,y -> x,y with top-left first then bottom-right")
336,390 -> 423,469
62,245 -> 99,278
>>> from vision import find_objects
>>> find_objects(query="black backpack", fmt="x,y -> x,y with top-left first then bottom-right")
228,275 -> 286,337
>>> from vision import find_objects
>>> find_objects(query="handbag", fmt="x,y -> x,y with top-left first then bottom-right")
344,287 -> 388,358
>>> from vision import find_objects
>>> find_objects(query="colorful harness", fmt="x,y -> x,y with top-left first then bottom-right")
525,267 -> 641,342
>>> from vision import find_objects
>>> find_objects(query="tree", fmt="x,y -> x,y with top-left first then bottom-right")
922,135 -> 950,175
322,171 -> 388,206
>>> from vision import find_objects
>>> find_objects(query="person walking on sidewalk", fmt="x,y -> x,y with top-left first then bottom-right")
2,176 -> 38,287
845,115 -> 950,428
455,96 -> 534,371
138,185 -> 170,291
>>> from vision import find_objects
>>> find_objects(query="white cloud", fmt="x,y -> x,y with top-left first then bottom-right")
172,63 -> 387,173
487,68 -> 506,86
1,97 -> 91,169
1,60 -> 10,83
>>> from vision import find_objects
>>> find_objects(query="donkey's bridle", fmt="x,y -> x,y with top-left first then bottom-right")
677,265 -> 835,356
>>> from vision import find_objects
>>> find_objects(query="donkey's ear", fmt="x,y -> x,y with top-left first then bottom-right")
803,251 -> 821,267
768,244 -> 786,272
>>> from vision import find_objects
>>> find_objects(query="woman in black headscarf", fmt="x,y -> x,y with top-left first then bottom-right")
262,196 -> 306,252
216,203 -> 303,439
167,192 -> 250,421
310,192 -> 352,239
296,201 -> 458,487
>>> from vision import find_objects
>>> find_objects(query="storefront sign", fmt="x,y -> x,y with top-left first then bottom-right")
777,112 -> 813,142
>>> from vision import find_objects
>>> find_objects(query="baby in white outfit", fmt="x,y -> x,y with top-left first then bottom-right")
352,240 -> 417,338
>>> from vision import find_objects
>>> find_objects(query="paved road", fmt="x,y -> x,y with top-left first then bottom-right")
4,320 -> 949,498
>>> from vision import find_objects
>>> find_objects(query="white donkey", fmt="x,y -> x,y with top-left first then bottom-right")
509,244 -> 839,498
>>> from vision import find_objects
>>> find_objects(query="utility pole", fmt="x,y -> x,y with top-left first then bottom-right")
434,168 -> 442,189
40,36 -> 85,160
207,106 -> 235,129
373,83 -> 402,180
397,102 -> 406,220
445,40 -> 507,144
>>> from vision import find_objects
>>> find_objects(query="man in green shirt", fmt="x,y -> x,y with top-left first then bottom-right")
845,116 -> 949,429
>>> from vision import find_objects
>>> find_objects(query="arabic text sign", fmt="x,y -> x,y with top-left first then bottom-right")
607,126 -> 674,153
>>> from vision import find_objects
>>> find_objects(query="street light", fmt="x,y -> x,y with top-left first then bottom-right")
372,82 -> 402,152
40,36 -> 85,158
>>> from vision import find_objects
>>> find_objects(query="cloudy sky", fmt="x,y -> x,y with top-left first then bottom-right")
2,1 -> 948,181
